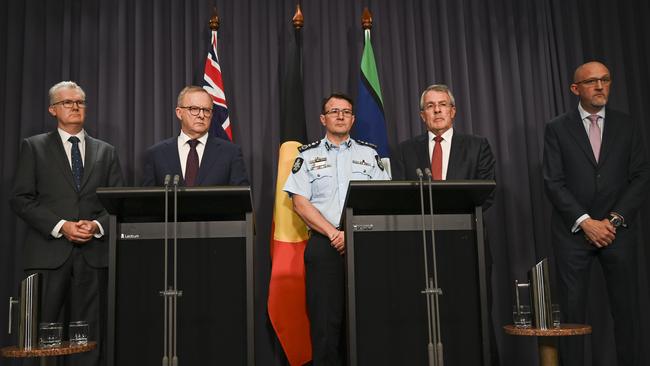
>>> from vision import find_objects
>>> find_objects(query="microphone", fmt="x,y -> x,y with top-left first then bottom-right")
161,174 -> 171,366
416,168 -> 436,366
163,174 -> 171,187
171,174 -> 180,364
423,168 -> 444,365
172,174 -> 180,186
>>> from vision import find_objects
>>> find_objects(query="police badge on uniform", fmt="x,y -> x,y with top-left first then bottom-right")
292,157 -> 304,173
375,155 -> 385,171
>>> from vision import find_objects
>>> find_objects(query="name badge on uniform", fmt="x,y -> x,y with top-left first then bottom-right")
309,156 -> 330,170
352,159 -> 372,167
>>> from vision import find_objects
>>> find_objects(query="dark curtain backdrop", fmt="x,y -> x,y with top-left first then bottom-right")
1,0 -> 649,365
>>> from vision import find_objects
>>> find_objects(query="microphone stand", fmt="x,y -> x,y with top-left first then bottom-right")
171,174 -> 181,366
161,174 -> 170,366
424,168 -> 444,365
416,168 -> 436,366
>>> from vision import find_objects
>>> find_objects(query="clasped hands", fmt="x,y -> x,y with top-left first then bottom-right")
61,220 -> 99,244
329,230 -> 345,255
580,218 -> 616,248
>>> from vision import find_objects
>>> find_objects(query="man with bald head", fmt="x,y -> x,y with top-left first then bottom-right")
543,61 -> 650,365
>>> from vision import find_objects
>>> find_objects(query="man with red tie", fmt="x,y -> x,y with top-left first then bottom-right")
142,86 -> 248,187
543,61 -> 650,366
392,84 -> 495,196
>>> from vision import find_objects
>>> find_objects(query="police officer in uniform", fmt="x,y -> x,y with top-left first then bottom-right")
284,93 -> 390,365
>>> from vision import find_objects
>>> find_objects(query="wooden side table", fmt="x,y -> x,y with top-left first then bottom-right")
1,341 -> 96,366
504,324 -> 591,366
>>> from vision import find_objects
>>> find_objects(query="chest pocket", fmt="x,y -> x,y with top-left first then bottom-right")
351,162 -> 373,180
309,165 -> 334,196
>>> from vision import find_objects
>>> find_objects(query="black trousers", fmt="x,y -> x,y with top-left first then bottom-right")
554,230 -> 640,366
304,232 -> 345,366
25,247 -> 107,366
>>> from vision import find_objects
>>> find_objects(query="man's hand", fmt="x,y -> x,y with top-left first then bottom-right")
329,230 -> 345,255
61,221 -> 96,244
580,218 -> 616,248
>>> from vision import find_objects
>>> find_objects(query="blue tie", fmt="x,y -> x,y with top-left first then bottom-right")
69,136 -> 83,191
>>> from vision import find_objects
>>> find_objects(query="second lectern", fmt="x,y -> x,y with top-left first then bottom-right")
344,180 -> 495,366
97,186 -> 254,366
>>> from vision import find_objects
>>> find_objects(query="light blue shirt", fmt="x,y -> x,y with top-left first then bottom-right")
284,136 -> 391,227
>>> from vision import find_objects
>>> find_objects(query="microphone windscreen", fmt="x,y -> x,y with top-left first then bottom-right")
163,174 -> 171,185
423,168 -> 432,178
415,168 -> 424,178
172,174 -> 180,185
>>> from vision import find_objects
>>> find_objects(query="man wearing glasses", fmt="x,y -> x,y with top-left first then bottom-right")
544,61 -> 650,366
11,81 -> 124,365
284,93 -> 390,364
142,85 -> 248,186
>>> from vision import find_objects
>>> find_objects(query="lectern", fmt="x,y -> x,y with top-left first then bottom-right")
97,186 -> 254,366
344,180 -> 495,366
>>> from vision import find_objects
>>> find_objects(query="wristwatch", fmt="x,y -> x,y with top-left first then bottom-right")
609,213 -> 624,228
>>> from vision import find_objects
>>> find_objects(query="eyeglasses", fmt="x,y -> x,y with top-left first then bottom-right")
324,108 -> 353,118
51,100 -> 86,109
179,106 -> 213,117
574,76 -> 612,87
422,101 -> 453,111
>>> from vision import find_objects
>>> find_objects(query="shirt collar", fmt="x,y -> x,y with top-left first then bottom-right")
428,127 -> 454,142
578,103 -> 606,121
324,136 -> 352,151
58,128 -> 86,143
179,131 -> 209,146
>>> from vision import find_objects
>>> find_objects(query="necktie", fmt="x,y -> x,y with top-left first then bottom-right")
185,139 -> 200,186
431,135 -> 443,180
587,114 -> 601,162
69,136 -> 83,191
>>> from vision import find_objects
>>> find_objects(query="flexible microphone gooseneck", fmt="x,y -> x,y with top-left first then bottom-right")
416,168 -> 436,366
171,174 -> 180,366
424,168 -> 444,366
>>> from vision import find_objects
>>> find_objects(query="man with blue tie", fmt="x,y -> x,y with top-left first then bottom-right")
543,61 -> 650,366
142,85 -> 249,187
11,81 -> 124,365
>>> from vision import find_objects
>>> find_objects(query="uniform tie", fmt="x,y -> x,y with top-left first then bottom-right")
68,136 -> 83,191
431,135 -> 443,180
185,139 -> 200,186
588,114 -> 601,162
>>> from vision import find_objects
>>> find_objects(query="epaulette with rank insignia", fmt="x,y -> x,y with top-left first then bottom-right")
298,140 -> 321,152
354,139 -> 378,149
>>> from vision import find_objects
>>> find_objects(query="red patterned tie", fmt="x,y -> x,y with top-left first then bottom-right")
431,135 -> 443,180
185,139 -> 199,186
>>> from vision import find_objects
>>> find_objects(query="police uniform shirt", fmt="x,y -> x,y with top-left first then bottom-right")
283,136 -> 391,227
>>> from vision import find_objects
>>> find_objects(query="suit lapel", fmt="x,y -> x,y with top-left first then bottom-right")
165,138 -> 184,183
80,134 -> 98,191
416,134 -> 430,172
566,109 -> 598,166
196,136 -> 221,185
46,131 -> 77,191
447,133 -> 463,180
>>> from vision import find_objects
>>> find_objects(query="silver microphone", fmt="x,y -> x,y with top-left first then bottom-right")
423,168 -> 432,178
163,174 -> 171,187
416,168 -> 424,179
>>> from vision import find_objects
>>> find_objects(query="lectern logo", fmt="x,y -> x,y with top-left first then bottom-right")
120,233 -> 140,239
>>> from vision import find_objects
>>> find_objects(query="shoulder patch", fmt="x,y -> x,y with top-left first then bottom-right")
355,139 -> 378,149
298,140 -> 321,152
291,157 -> 304,173
375,155 -> 385,171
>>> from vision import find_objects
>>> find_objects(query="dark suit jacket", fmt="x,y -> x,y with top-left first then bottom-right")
142,134 -> 249,186
543,108 -> 650,239
392,130 -> 496,207
10,131 -> 124,269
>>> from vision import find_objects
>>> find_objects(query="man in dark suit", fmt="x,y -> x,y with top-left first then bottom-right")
11,81 -> 124,365
543,61 -> 650,366
391,84 -> 495,196
142,85 -> 249,186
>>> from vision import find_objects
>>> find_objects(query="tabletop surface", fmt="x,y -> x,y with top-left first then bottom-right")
503,324 -> 592,337
1,341 -> 96,358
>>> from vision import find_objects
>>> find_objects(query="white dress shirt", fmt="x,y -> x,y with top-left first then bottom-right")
427,128 -> 454,180
177,131 -> 209,179
572,104 -> 606,232
51,128 -> 104,239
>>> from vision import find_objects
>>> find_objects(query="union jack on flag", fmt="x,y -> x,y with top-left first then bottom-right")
202,29 -> 232,141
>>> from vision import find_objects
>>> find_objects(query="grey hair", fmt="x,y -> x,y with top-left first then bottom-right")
419,84 -> 456,110
177,86 -> 211,107
49,81 -> 86,105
